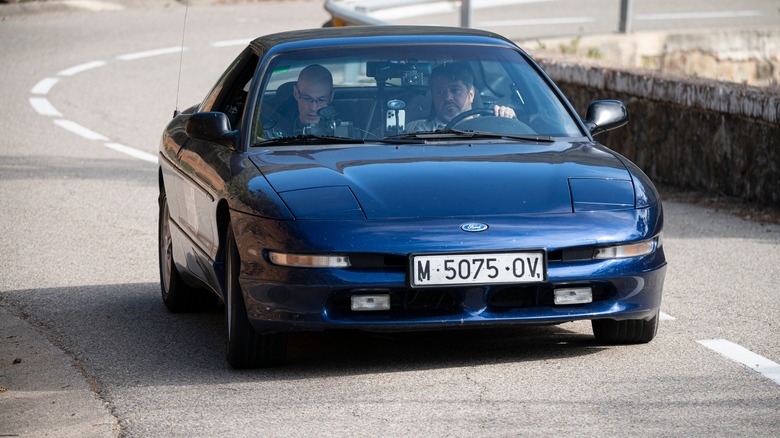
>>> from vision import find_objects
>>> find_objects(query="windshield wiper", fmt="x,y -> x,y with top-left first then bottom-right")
454,130 -> 556,142
254,134 -> 365,147
370,137 -> 427,144
385,129 -> 555,142
384,129 -> 466,140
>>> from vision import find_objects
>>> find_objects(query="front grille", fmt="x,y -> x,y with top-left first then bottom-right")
348,253 -> 406,269
547,247 -> 596,262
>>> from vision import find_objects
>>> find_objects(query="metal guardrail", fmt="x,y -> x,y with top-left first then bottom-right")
323,0 -> 390,26
324,0 -> 467,27
324,0 -> 634,32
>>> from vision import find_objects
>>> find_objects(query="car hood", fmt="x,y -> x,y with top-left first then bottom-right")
249,141 -> 633,220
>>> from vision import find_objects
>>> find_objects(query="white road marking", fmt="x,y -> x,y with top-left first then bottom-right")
474,0 -> 551,7
479,17 -> 594,27
372,1 -> 455,20
698,339 -> 780,386
372,0 -> 551,20
31,78 -> 60,95
58,60 -> 107,77
104,143 -> 158,164
61,0 -> 125,12
33,46 -> 185,163
116,47 -> 184,61
54,119 -> 109,141
637,10 -> 762,21
29,97 -> 63,117
211,39 -> 253,48
659,311 -> 675,321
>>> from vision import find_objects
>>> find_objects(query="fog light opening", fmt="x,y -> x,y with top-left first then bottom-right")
554,287 -> 593,305
351,294 -> 391,311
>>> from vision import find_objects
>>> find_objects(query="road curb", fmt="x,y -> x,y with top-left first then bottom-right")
0,299 -> 119,437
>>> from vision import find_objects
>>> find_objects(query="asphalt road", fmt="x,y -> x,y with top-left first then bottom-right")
1,1 -> 779,437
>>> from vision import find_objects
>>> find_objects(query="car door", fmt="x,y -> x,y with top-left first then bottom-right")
173,48 -> 260,287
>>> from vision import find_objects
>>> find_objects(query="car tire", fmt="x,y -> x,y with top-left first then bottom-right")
224,225 -> 287,369
159,192 -> 217,312
591,310 -> 659,344
159,192 -> 194,312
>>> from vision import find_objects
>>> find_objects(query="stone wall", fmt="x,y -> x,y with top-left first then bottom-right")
536,56 -> 780,207
525,29 -> 780,87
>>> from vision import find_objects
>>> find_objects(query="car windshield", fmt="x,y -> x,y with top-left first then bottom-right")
251,44 -> 584,145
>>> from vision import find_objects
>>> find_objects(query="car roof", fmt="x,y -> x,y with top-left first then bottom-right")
249,25 -> 518,53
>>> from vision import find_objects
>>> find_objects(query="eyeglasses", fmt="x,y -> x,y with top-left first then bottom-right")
295,86 -> 330,106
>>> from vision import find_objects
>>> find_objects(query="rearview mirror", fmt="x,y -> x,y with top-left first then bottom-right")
584,100 -> 628,137
185,112 -> 236,149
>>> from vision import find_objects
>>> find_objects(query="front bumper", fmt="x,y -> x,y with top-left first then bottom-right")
230,207 -> 666,334
241,261 -> 665,333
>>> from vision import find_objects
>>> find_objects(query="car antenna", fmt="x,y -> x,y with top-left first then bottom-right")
173,0 -> 190,118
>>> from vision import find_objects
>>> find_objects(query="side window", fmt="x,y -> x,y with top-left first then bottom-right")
200,49 -> 260,131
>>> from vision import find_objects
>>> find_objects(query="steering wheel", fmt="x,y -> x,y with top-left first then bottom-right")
444,108 -> 496,130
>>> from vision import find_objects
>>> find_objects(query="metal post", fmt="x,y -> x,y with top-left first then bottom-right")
619,0 -> 633,33
460,0 -> 472,28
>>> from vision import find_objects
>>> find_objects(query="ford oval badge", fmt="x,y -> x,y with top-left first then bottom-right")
461,223 -> 489,232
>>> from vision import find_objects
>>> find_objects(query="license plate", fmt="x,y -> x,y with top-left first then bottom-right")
410,251 -> 546,287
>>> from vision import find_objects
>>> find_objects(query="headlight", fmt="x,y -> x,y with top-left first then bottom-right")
594,234 -> 662,260
268,252 -> 351,268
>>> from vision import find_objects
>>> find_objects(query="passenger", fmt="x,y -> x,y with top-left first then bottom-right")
406,62 -> 515,132
267,64 -> 334,137
293,64 -> 334,130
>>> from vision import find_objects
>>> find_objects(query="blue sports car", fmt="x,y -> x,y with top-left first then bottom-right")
158,26 -> 666,368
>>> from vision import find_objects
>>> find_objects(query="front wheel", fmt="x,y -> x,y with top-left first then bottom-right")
224,225 -> 287,368
159,192 -> 194,312
592,310 -> 659,344
159,192 -> 217,312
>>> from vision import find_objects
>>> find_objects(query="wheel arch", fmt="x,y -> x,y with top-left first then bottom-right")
158,166 -> 166,202
214,198 -> 233,297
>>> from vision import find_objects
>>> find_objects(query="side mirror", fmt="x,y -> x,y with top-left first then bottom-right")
184,112 -> 237,149
584,100 -> 628,137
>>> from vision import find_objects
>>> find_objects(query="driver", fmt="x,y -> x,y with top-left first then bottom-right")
406,62 -> 515,132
